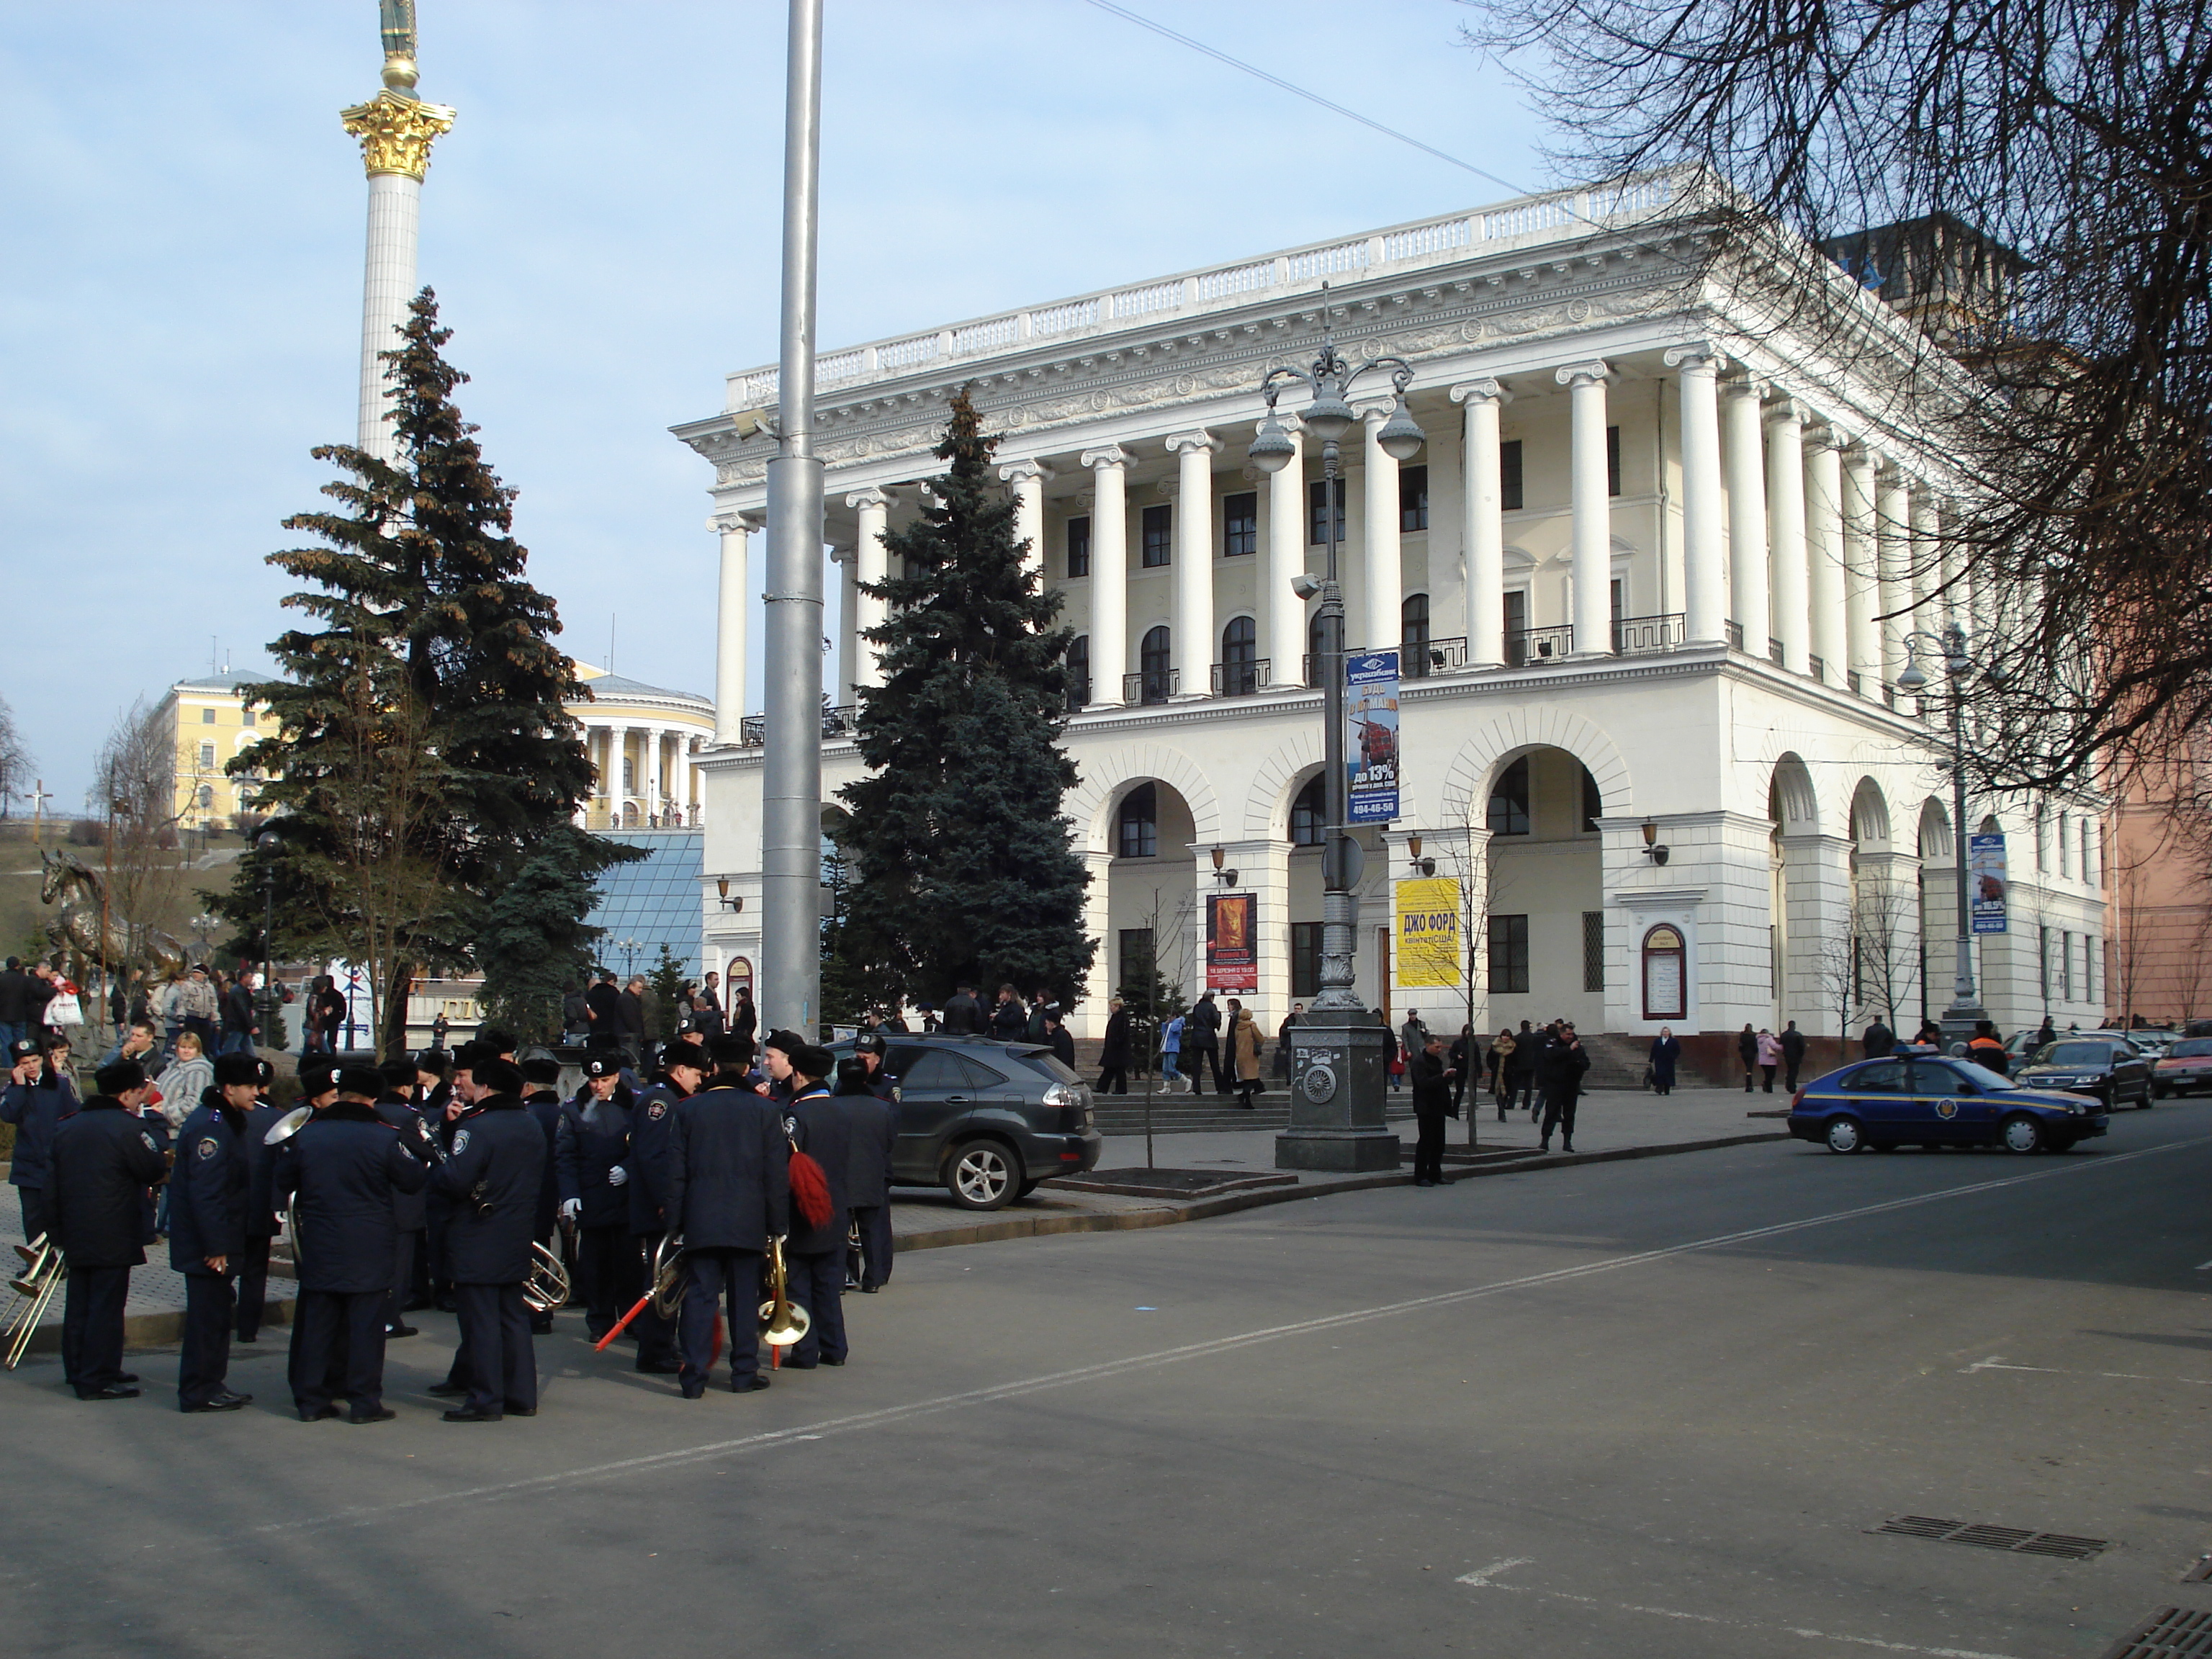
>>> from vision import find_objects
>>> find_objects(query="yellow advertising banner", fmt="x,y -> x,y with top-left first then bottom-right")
1395,877 -> 1462,989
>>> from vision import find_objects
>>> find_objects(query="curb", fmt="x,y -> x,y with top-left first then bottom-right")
892,1129 -> 1791,1256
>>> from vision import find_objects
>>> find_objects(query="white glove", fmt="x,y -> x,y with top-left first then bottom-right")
608,1164 -> 629,1187
559,1197 -> 582,1220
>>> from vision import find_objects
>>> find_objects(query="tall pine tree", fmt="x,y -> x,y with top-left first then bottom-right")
833,387 -> 1094,1007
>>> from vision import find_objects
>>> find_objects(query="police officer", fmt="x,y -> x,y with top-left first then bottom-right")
556,1053 -> 634,1343
428,1056 -> 546,1423
835,1056 -> 897,1293
626,1040 -> 706,1377
421,1047 -> 464,1311
2,1036 -> 74,1245
665,1050 -> 788,1398
781,1047 -> 854,1369
168,1052 -> 259,1411
277,1065 -> 426,1423
374,1057 -> 429,1339
234,1058 -> 285,1343
47,1061 -> 168,1401
520,1056 -> 565,1334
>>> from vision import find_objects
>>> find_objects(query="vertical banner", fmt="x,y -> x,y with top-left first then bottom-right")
1206,892 -> 1257,992
1345,649 -> 1401,824
1969,832 -> 2009,934
1395,877 -> 1462,988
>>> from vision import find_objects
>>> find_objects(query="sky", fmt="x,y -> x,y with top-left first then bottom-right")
1,0 -> 1551,815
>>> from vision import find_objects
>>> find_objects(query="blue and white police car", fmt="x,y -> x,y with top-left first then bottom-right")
1786,1052 -> 2110,1155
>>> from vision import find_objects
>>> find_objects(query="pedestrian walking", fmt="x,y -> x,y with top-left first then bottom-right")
1537,1027 -> 1591,1153
1861,1016 -> 1895,1058
1755,1028 -> 1783,1092
1737,1024 -> 1761,1092
1488,1028 -> 1514,1120
1448,1025 -> 1471,1115
1779,1020 -> 1807,1092
1509,1020 -> 1539,1115
1097,998 -> 1130,1096
1228,1000 -> 1263,1107
1649,1026 -> 1681,1095
1409,1034 -> 1454,1184
1161,1010 -> 1186,1093
1186,993 -> 1226,1095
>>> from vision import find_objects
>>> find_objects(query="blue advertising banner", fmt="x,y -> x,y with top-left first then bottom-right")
1969,832 -> 2009,934
1345,649 -> 1401,824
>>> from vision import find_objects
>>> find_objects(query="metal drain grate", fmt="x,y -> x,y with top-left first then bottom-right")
2098,1606 -> 2212,1658
1871,1515 -> 2110,1560
2182,1557 -> 2212,1584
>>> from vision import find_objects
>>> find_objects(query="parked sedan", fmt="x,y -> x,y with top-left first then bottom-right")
2013,1038 -> 2155,1110
1788,1055 -> 2110,1154
2153,1038 -> 2212,1098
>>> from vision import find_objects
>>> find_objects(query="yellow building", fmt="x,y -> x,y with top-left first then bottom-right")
568,662 -> 716,830
156,670 -> 269,836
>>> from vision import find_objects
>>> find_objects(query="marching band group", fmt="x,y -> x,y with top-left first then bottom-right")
9,1028 -> 900,1419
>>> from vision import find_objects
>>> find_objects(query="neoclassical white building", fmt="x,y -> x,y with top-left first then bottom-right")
567,662 -> 714,830
675,177 -> 2108,1071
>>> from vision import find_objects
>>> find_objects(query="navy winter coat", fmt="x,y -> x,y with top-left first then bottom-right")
276,1102 -> 428,1295
783,1090 -> 855,1258
626,1079 -> 686,1235
839,1088 -> 897,1209
556,1087 -> 632,1230
428,1096 -> 545,1285
168,1102 -> 250,1272
47,1099 -> 168,1269
373,1099 -> 431,1231
524,1091 -> 562,1241
1,1077 -> 78,1190
667,1085 -> 788,1251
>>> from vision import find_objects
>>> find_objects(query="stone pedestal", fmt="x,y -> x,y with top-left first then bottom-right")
1277,1014 -> 1401,1172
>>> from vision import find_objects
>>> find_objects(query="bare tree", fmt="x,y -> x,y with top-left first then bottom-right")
1853,874 -> 1923,1035
90,700 -> 190,1033
0,693 -> 31,818
2107,853 -> 2158,1030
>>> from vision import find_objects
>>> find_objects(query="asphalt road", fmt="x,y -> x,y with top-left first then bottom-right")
7,1103 -> 2212,1658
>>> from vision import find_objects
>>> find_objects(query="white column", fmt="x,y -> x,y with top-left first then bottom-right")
1082,445 -> 1130,704
998,458 -> 1053,589
1166,431 -> 1220,695
1557,360 -> 1614,656
1842,446 -> 1882,693
1359,407 -> 1403,655
1665,346 -> 1728,644
1452,379 -> 1509,669
1722,377 -> 1769,655
845,487 -> 892,691
832,547 -> 860,706
645,725 -> 664,824
712,511 -> 757,744
1876,467 -> 1912,685
1804,424 -> 1848,683
1264,416 -> 1306,684
1765,398 -> 1810,673
356,173 -> 423,460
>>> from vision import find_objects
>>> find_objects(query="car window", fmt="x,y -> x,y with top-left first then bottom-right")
1950,1061 -> 2014,1092
2169,1040 -> 2212,1058
958,1056 -> 1010,1089
1014,1050 -> 1084,1085
896,1051 -> 969,1092
2034,1043 -> 2116,1067
1846,1062 -> 1907,1093
1907,1061 -> 1964,1094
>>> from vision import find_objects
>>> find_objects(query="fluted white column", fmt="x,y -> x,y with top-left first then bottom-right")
998,458 -> 1053,588
1264,416 -> 1305,684
645,726 -> 664,824
1452,379 -> 1509,669
1663,346 -> 1728,645
1557,361 -> 1614,655
1722,377 -> 1769,655
1166,431 -> 1219,694
357,175 -> 422,460
1876,467 -> 1911,685
1804,425 -> 1848,683
1765,398 -> 1810,673
832,547 -> 860,706
844,487 -> 892,691
1082,445 -> 1130,704
712,511 -> 758,743
1842,446 -> 1881,693
1359,407 -> 1403,655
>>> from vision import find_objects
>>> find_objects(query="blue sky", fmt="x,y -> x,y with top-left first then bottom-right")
1,1 -> 1547,812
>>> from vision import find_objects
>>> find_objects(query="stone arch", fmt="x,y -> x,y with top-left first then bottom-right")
1437,707 -> 1632,830
1242,730 -> 1326,840
1917,796 -> 1953,860
1768,752 -> 1820,835
1068,742 -> 1225,855
1848,776 -> 1892,850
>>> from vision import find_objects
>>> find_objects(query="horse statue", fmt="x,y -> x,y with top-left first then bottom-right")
38,847 -> 189,980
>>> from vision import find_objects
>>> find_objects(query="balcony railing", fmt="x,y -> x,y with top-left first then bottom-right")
1725,619 -> 1745,651
1505,624 -> 1574,667
1402,636 -> 1470,678
1768,637 -> 1786,667
735,705 -> 860,747
1610,613 -> 1686,655
1125,668 -> 1179,706
1846,668 -> 1863,696
1210,657 -> 1272,697
1808,653 -> 1827,683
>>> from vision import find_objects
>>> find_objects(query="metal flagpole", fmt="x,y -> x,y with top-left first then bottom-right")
760,0 -> 826,1038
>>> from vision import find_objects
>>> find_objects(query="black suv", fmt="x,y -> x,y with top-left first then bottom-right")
828,1035 -> 1102,1211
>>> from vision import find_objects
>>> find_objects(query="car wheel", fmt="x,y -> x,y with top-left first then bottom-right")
946,1140 -> 1022,1211
2140,1085 -> 2155,1109
2152,1082 -> 2170,1100
1017,1178 -> 1042,1199
2000,1113 -> 2046,1155
1824,1117 -> 1864,1154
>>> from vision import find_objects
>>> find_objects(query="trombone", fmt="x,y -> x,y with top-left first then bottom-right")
4,1235 -> 65,1371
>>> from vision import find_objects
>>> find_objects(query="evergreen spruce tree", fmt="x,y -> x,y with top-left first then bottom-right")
833,387 -> 1095,1007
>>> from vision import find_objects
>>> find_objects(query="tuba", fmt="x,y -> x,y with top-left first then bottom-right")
4,1235 -> 65,1371
649,1233 -> 687,1320
759,1236 -> 809,1352
524,1241 -> 570,1316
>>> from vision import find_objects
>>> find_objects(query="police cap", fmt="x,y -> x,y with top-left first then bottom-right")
94,1059 -> 146,1097
212,1053 -> 261,1087
336,1065 -> 385,1100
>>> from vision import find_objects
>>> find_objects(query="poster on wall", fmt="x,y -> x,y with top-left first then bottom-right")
1968,833 -> 2009,934
1395,878 -> 1462,989
1345,649 -> 1401,824
1206,893 -> 1257,992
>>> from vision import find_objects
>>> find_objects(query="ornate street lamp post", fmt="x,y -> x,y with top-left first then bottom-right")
1248,323 -> 1424,1170
1897,623 -> 2002,1044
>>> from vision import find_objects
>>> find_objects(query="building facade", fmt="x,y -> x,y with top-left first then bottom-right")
567,663 -> 714,830
156,670 -> 269,837
675,178 -> 2108,1061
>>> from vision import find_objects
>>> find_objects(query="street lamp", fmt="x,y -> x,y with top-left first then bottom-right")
1248,312 -> 1424,1171
1896,622 -> 1997,1043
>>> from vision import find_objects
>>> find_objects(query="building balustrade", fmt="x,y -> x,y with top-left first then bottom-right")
1809,652 -> 1828,683
1210,658 -> 1272,697
1505,624 -> 1575,667
1768,637 -> 1786,667
1125,668 -> 1179,706
1725,619 -> 1745,651
1610,613 -> 1687,655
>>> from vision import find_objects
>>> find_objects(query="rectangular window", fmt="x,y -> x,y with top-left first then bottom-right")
1582,911 -> 1605,992
1488,914 -> 1531,995
1290,922 -> 1323,999
198,742 -> 216,770
1503,590 -> 1528,666
240,709 -> 256,727
1117,928 -> 1155,1002
1066,515 -> 1092,579
1398,464 -> 1429,533
2038,925 -> 2051,1002
1500,440 -> 1524,511
201,707 -> 216,724
1308,477 -> 1346,545
1222,491 -> 1257,558
1141,503 -> 1172,568
2061,930 -> 2074,1000
1606,424 -> 1622,496
2081,821 -> 2095,885
2033,813 -> 2048,871
2086,935 -> 2098,1005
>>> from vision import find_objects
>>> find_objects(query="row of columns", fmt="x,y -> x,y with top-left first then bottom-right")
586,722 -> 701,825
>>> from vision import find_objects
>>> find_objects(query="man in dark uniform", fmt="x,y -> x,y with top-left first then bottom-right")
373,1058 -> 428,1339
557,1053 -> 634,1343
626,1040 -> 706,1376
1408,1033 -> 1455,1187
428,1056 -> 546,1423
47,1060 -> 167,1400
519,1056 -> 565,1334
781,1047 -> 854,1369
235,1057 -> 285,1343
408,1049 -> 451,1310
665,1050 -> 788,1397
835,1056 -> 897,1293
168,1052 -> 259,1410
277,1065 -> 426,1423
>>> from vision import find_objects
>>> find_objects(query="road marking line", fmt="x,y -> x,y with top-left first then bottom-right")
2195,1259 -> 2212,1271
270,1136 -> 2211,1532
1455,1557 -> 1532,1586
1961,1356 -> 2212,1386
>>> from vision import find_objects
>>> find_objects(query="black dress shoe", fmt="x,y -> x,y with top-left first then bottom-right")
729,1374 -> 770,1393
635,1359 -> 683,1375
819,1354 -> 846,1367
680,1383 -> 706,1400
859,1284 -> 880,1294
235,1332 -> 259,1344
181,1393 -> 251,1413
782,1359 -> 818,1370
385,1323 -> 418,1339
400,1297 -> 434,1313
297,1404 -> 340,1421
528,1318 -> 554,1335
346,1406 -> 397,1425
503,1403 -> 537,1417
78,1384 -> 140,1401
117,1372 -> 140,1384
441,1406 -> 503,1423
426,1380 -> 468,1398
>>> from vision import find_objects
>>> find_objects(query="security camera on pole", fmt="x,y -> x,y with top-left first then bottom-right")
1246,315 -> 1425,1172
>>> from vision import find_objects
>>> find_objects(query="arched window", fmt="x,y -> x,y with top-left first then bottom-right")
1642,924 -> 1687,1020
1139,626 -> 1172,704
1066,636 -> 1090,711
1290,775 -> 1326,846
1219,615 -> 1258,696
1117,783 -> 1158,858
1580,763 -> 1603,834
1488,756 -> 1531,836
1401,593 -> 1431,679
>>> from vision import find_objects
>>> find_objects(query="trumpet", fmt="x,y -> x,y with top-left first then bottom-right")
759,1236 -> 809,1356
4,1234 -> 65,1371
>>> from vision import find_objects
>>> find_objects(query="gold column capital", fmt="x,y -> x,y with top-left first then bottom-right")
339,89 -> 456,182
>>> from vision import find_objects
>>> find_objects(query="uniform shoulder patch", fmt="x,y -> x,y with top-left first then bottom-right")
196,1137 -> 218,1160
647,1101 -> 666,1120
451,1128 -> 470,1154
140,1131 -> 158,1153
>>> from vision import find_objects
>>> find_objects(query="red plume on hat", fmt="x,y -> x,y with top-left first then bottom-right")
788,1145 -> 834,1230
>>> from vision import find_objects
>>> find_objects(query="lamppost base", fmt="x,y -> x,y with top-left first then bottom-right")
1277,1017 -> 1399,1172
1938,1001 -> 1991,1050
